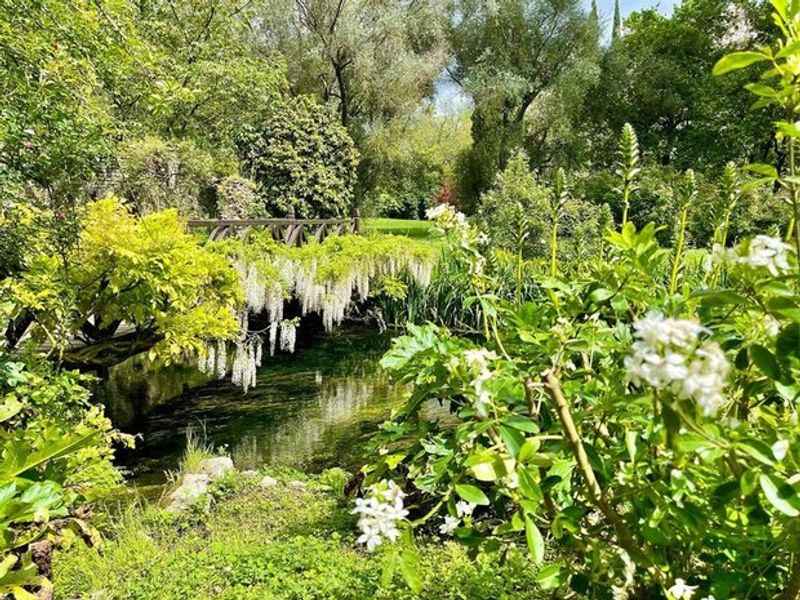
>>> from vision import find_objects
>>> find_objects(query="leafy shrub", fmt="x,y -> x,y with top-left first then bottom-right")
477,151 -> 550,258
236,96 -> 359,218
112,136 -> 232,217
214,176 -> 265,220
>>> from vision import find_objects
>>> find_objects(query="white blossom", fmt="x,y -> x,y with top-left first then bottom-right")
352,480 -> 409,553
741,235 -> 792,276
668,579 -> 698,600
612,586 -> 630,600
439,515 -> 460,535
455,500 -> 476,517
773,439 -> 789,462
625,313 -> 729,416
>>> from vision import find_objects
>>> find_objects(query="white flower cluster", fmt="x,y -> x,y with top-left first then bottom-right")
462,348 -> 498,417
667,579 -> 702,600
352,480 -> 409,552
713,235 -> 792,276
625,313 -> 730,416
231,338 -> 263,393
438,501 -> 476,536
199,340 -> 228,380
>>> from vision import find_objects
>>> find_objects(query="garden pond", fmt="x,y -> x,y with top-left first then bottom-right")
120,328 -> 447,488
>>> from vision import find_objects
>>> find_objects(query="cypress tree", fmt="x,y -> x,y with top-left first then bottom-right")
612,0 -> 622,40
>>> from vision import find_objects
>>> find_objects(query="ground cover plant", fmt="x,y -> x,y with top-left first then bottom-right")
52,469 -> 545,600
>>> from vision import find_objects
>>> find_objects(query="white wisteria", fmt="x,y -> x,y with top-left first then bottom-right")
200,237 -> 435,391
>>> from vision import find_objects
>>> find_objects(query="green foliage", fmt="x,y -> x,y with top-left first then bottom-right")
616,123 -> 640,226
53,472 -> 546,599
478,151 -> 549,258
256,0 -> 448,134
361,111 -> 472,218
236,97 -> 360,218
3,198 -> 241,369
584,0 -> 775,170
112,136 -> 231,217
450,0 -> 598,204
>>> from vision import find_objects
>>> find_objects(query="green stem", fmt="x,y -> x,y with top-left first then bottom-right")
669,205 -> 689,295
549,218 -> 558,278
621,184 -> 630,227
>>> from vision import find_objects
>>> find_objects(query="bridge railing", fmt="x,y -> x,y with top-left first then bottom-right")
186,216 -> 360,246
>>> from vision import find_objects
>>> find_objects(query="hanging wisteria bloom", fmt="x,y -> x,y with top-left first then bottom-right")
625,312 -> 730,416
461,348 -> 498,417
352,480 -> 409,552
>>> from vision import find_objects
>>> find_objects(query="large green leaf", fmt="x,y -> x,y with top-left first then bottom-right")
0,430 -> 100,484
713,52 -> 770,76
759,474 -> 800,516
524,515 -> 545,564
454,483 -> 489,506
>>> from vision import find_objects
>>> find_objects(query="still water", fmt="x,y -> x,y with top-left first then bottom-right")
123,328 -> 440,486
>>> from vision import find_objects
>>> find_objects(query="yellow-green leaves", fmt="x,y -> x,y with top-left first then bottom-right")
712,51 -> 770,76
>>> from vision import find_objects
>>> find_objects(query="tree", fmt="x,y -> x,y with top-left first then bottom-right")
448,0 -> 597,207
361,110 -> 472,218
583,0 -> 776,169
612,0 -> 622,40
235,96 -> 360,218
254,0 -> 449,135
2,199 -> 241,372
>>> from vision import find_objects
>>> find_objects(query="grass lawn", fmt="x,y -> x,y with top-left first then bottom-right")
53,470 -> 545,600
362,218 -> 442,243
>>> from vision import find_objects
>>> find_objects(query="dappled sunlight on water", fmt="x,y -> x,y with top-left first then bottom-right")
124,329 -> 449,485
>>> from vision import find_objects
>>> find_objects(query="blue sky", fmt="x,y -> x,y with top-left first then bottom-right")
434,0 -> 681,114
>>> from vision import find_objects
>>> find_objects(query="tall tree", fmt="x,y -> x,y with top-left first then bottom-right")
448,0 -> 596,206
613,0 -> 622,40
583,0 -> 775,169
255,0 -> 449,135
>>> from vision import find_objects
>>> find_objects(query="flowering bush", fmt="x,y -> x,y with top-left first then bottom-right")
357,6 -> 800,596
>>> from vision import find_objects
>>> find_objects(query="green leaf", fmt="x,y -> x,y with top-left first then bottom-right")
534,564 -> 564,590
713,51 -> 769,76
759,474 -> 800,516
502,416 -> 539,433
499,425 -> 524,458
518,438 -> 541,463
399,531 -> 422,593
750,345 -> 781,380
746,163 -> 779,179
469,462 -> 497,482
524,515 -> 545,564
455,484 -> 489,506
737,439 -> 777,467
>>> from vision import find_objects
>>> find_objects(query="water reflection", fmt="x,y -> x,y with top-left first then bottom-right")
124,329 -> 448,485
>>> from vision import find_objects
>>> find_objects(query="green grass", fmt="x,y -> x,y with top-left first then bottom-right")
54,470 -> 546,600
363,218 -> 443,244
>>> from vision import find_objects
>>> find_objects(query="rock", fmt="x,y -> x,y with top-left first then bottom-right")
166,473 -> 210,513
288,480 -> 307,490
197,456 -> 234,481
241,470 -> 258,478
259,475 -> 278,489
